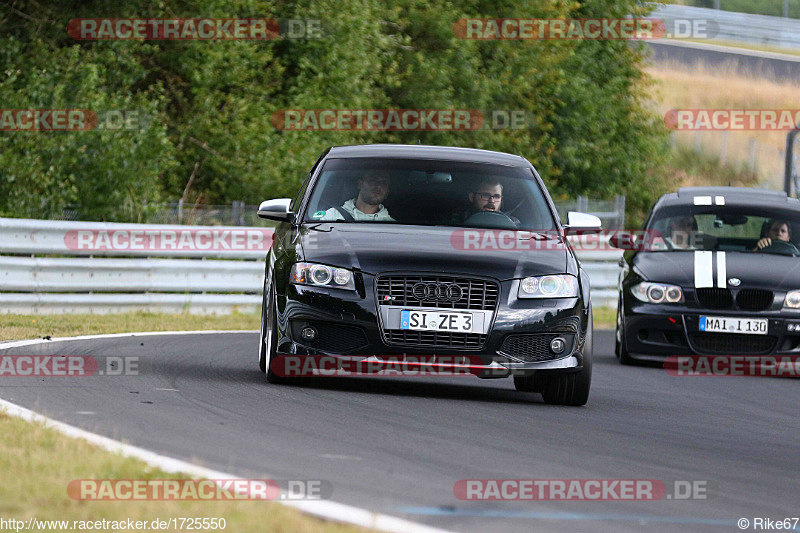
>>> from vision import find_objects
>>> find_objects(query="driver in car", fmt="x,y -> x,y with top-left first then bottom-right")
320,170 -> 395,222
754,219 -> 792,251
451,178 -> 520,227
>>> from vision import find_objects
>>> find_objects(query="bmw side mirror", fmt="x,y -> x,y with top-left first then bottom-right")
257,198 -> 294,223
564,212 -> 602,233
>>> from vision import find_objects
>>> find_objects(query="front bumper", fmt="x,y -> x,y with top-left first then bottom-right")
621,301 -> 800,361
274,276 -> 590,377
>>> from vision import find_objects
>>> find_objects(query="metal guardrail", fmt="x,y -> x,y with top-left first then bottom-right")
0,218 -> 268,314
651,5 -> 800,49
0,216 -> 622,314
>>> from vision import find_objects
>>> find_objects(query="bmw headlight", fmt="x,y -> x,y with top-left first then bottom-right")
518,274 -> 579,298
290,262 -> 355,290
784,290 -> 800,308
631,282 -> 683,304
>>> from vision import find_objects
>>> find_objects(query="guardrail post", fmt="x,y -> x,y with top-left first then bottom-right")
614,195 -> 626,229
786,129 -> 799,196
577,195 -> 588,213
232,200 -> 246,226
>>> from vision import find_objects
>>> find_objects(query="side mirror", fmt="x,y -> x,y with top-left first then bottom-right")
257,198 -> 294,222
564,212 -> 602,232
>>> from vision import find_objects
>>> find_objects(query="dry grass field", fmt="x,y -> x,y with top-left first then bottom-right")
646,62 -> 800,189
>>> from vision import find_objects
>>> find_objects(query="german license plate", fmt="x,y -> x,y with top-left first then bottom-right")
400,310 -> 475,332
699,316 -> 768,335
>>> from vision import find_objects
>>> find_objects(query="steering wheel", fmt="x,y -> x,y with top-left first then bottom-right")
464,210 -> 518,229
760,240 -> 800,255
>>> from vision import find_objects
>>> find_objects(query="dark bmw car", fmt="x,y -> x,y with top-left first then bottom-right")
615,186 -> 800,364
256,144 -> 601,405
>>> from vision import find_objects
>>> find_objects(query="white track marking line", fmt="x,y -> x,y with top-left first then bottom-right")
0,330 -> 259,351
0,333 -> 453,533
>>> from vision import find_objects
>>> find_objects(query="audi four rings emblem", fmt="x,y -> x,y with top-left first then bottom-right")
412,282 -> 463,302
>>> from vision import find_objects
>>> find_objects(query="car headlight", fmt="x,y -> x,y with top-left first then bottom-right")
631,282 -> 683,304
290,262 -> 355,290
518,274 -> 579,298
784,290 -> 800,308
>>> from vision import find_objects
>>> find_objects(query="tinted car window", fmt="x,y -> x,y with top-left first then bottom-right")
303,157 -> 556,231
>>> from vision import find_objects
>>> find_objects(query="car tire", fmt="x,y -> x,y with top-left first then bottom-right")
615,298 -> 637,366
259,283 -> 291,384
258,284 -> 269,373
531,308 -> 593,406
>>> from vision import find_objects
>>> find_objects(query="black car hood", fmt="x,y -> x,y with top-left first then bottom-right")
297,224 -> 567,280
633,251 -> 800,290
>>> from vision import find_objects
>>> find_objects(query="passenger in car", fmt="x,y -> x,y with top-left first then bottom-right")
320,170 -> 395,222
666,215 -> 698,250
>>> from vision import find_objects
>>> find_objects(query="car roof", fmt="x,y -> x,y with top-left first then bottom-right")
327,144 -> 529,166
655,186 -> 800,209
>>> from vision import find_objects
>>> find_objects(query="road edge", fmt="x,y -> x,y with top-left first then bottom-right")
0,331 -> 454,533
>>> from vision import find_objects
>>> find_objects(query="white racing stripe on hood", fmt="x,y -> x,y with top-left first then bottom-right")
716,251 -> 727,288
694,251 -> 714,288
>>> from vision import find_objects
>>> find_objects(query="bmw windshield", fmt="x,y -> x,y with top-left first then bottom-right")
647,206 -> 800,256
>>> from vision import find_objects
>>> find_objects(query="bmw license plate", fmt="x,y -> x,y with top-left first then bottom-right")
400,310 -> 475,332
699,316 -> 768,335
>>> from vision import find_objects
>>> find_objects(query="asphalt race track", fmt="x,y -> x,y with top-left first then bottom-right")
645,41 -> 800,82
1,331 -> 798,533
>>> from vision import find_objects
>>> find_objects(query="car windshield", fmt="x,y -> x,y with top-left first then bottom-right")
302,157 -> 557,231
646,206 -> 800,256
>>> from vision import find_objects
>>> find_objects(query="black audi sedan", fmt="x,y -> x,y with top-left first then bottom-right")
615,186 -> 800,365
256,144 -> 601,405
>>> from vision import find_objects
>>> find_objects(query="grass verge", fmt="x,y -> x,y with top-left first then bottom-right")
593,306 -> 616,330
0,312 -> 260,341
0,412 -> 363,533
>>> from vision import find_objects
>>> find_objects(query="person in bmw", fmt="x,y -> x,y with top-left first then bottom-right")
753,219 -> 792,251
665,214 -> 698,250
256,144 -> 601,406
319,169 -> 395,222
615,186 -> 800,365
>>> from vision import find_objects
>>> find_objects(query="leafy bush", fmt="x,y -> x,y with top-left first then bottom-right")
0,0 -> 668,220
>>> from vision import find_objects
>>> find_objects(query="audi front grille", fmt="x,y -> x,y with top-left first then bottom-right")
375,274 -> 499,349
375,275 -> 499,311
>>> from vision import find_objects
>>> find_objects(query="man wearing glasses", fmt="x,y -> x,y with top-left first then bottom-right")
451,178 -> 520,227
